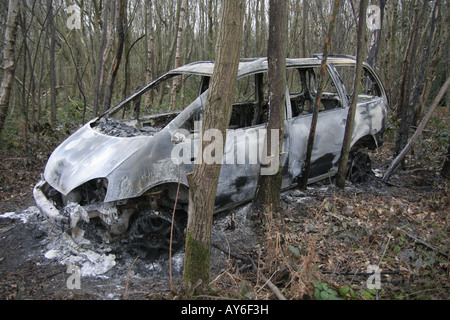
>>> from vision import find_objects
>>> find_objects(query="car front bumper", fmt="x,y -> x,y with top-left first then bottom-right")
33,179 -> 69,227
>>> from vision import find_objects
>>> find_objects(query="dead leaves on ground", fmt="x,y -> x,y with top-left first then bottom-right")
211,180 -> 449,300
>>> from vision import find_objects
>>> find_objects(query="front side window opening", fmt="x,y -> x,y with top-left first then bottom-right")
335,65 -> 382,104
109,74 -> 204,121
229,73 -> 268,129
291,67 -> 342,118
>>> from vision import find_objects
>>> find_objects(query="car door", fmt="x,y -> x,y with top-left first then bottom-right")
286,65 -> 349,184
214,72 -> 290,210
214,73 -> 266,209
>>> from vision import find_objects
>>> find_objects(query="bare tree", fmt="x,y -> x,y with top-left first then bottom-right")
366,0 -> 385,69
145,0 -> 154,108
253,0 -> 288,214
169,0 -> 188,111
48,0 -> 57,126
183,0 -> 245,294
0,0 -> 20,135
102,0 -> 125,113
336,0 -> 368,189
442,143 -> 450,179
92,2 -> 112,117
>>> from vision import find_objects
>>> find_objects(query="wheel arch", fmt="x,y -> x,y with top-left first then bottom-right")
351,134 -> 379,152
141,181 -> 190,214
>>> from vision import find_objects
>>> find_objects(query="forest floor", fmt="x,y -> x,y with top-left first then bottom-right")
0,112 -> 449,300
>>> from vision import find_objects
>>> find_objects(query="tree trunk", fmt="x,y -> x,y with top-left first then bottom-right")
411,0 -> 440,126
0,0 -> 20,136
299,0 -> 341,190
183,0 -> 244,294
336,0 -> 368,189
102,0 -> 125,113
367,0 -> 385,70
48,0 -> 57,126
92,2 -> 111,118
302,0 -> 308,57
169,0 -> 187,111
145,0 -> 154,108
442,143 -> 450,180
122,0 -> 130,101
253,0 -> 288,215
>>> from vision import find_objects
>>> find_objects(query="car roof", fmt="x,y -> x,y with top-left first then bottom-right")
168,56 -> 358,78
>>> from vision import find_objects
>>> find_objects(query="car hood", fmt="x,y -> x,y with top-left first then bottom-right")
44,120 -> 150,196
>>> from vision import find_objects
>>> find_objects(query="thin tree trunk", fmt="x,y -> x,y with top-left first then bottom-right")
442,143 -> 450,179
102,0 -> 125,113
396,0 -> 421,121
410,0 -> 440,126
299,0 -> 341,190
384,0 -> 398,105
164,0 -> 182,74
169,0 -> 187,111
92,2 -> 110,117
302,0 -> 308,57
258,0 -> 267,57
145,0 -> 154,108
336,0 -> 368,189
35,14 -> 49,143
122,0 -> 130,101
48,0 -> 57,126
253,0 -> 288,214
207,0 -> 214,58
0,0 -> 20,135
367,0 -> 385,70
183,0 -> 244,294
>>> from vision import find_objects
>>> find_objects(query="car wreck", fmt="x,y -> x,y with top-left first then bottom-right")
33,55 -> 388,260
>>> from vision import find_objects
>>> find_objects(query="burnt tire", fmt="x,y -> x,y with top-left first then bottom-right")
129,210 -> 183,260
346,152 -> 373,183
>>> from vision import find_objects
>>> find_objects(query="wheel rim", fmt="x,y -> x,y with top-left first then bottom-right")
129,211 -> 183,260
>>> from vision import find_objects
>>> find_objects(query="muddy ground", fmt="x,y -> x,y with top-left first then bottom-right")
0,141 -> 449,300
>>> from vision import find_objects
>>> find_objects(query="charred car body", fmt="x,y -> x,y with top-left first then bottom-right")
34,56 -> 388,259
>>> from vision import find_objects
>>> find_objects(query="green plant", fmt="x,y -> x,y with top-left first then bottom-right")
313,281 -> 354,300
338,285 -> 357,300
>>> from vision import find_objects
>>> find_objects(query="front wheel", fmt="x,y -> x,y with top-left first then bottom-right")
129,210 -> 184,260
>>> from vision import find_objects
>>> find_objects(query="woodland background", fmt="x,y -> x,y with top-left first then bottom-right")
0,0 -> 448,160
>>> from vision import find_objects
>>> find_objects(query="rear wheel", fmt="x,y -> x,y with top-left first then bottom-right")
129,210 -> 184,260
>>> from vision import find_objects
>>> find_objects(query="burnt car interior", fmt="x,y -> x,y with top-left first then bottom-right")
91,65 -> 351,137
289,67 -> 343,117
230,73 -> 268,129
93,73 -> 207,137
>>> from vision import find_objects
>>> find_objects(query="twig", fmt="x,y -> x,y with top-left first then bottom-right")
125,255 -> 139,300
169,168 -> 184,292
378,233 -> 393,267
396,227 -> 448,258
259,271 -> 286,300
320,270 -> 408,276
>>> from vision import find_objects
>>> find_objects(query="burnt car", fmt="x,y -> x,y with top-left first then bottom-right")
34,55 -> 387,259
